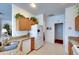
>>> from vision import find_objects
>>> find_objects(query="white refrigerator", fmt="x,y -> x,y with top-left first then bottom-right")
30,24 -> 43,49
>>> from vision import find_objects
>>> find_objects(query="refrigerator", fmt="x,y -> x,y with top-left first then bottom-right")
30,24 -> 43,49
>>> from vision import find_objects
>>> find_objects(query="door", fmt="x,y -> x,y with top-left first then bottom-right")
55,23 -> 63,44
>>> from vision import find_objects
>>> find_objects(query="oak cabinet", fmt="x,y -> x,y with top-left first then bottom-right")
16,18 -> 31,31
68,42 -> 73,55
75,15 -> 79,31
31,37 -> 35,51
30,20 -> 35,25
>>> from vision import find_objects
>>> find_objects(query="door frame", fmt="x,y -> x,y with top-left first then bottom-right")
54,23 -> 63,44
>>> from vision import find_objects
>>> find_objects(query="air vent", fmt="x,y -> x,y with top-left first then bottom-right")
48,14 -> 54,17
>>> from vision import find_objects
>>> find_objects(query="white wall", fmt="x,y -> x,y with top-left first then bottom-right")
36,14 -> 44,26
64,5 -> 79,54
12,4 -> 34,37
46,15 -> 64,44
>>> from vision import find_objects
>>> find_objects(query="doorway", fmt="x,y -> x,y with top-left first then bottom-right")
54,23 -> 63,44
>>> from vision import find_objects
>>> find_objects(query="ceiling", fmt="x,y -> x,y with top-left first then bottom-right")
14,3 -> 76,16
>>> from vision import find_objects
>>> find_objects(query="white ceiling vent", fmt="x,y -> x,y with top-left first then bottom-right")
48,14 -> 54,17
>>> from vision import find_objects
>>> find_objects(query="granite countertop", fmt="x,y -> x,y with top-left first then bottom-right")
8,35 -> 32,42
69,37 -> 79,45
0,35 -> 32,52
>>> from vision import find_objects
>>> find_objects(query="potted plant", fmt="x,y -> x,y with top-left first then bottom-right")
30,17 -> 38,25
75,5 -> 79,15
3,24 -> 11,35
75,4 -> 79,18
15,13 -> 25,19
75,4 -> 79,19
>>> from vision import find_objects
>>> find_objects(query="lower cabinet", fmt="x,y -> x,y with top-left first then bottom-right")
31,37 -> 35,51
0,39 -> 34,55
22,39 -> 31,54
68,42 -> 73,55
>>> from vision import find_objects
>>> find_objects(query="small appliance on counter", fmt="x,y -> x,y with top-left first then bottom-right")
30,24 -> 43,49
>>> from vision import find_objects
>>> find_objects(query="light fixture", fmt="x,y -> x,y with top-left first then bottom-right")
30,3 -> 36,8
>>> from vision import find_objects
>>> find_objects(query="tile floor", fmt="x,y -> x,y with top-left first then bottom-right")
29,42 -> 65,55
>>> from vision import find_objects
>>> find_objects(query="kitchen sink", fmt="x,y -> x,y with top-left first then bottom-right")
0,41 -> 19,52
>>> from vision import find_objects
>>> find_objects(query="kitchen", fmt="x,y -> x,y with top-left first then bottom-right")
0,3 -> 44,55
0,3 -> 79,55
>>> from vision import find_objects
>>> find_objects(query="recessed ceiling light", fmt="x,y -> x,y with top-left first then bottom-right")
30,3 -> 36,8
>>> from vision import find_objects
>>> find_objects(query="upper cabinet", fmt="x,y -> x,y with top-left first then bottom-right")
16,18 -> 31,31
15,13 -> 38,31
75,15 -> 79,31
75,5 -> 79,31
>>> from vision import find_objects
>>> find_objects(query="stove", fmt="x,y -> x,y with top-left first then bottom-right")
72,45 -> 79,55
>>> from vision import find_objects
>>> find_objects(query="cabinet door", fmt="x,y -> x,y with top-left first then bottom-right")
31,38 -> 35,51
22,39 -> 31,54
26,19 -> 31,30
16,18 -> 31,31
19,18 -> 27,30
75,15 -> 79,31
68,42 -> 73,55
